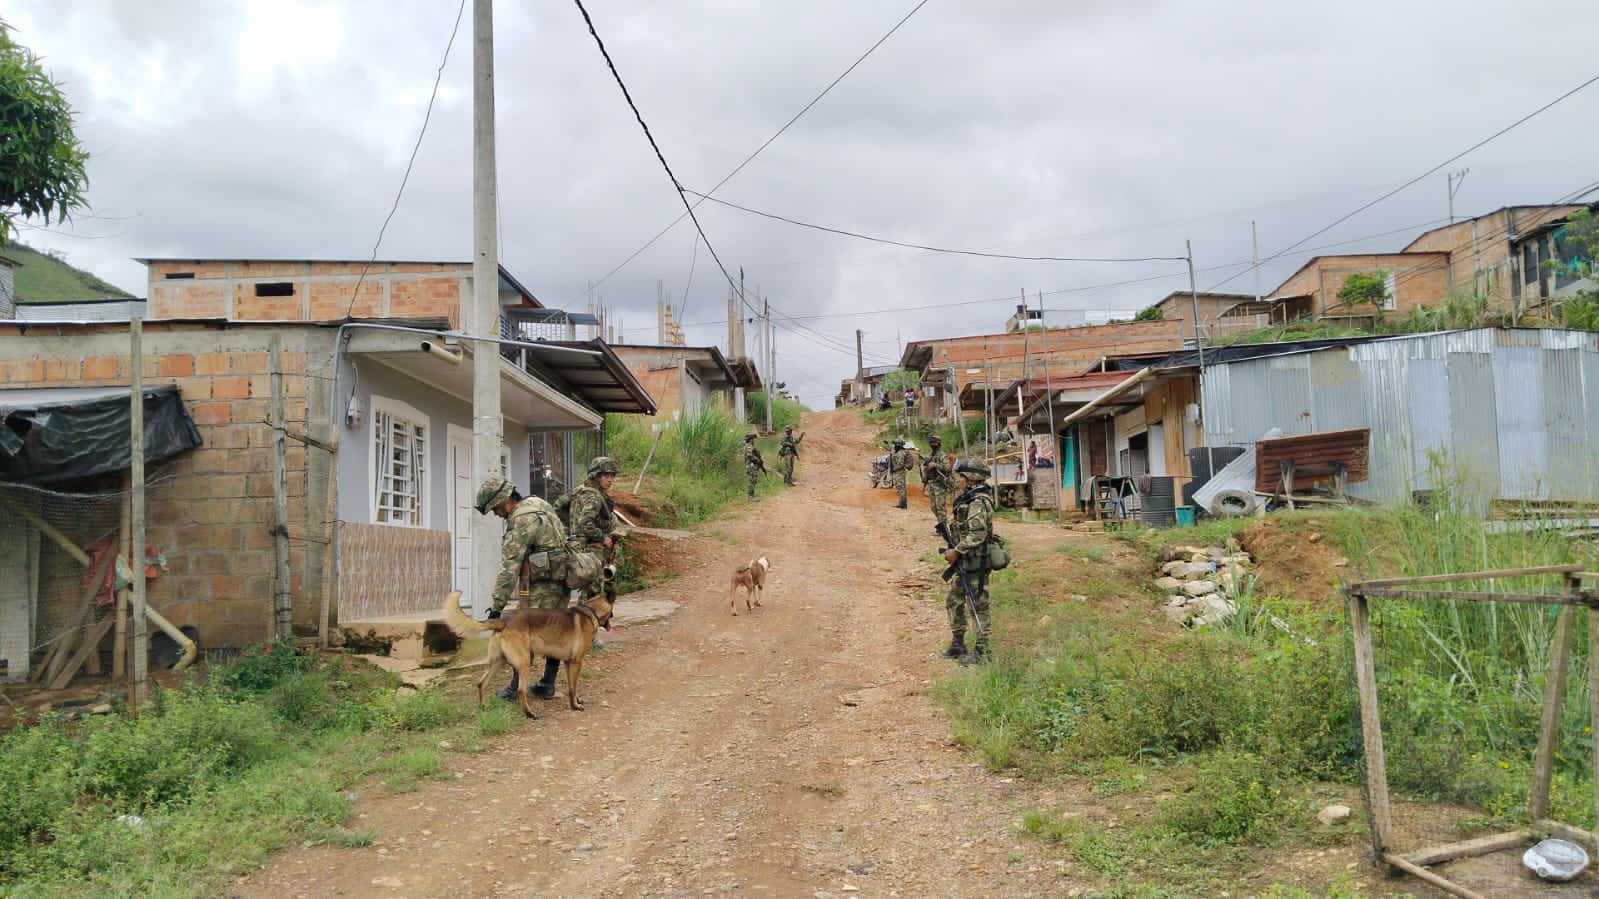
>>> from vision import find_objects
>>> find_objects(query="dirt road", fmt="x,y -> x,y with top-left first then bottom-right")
237,410 -> 1071,897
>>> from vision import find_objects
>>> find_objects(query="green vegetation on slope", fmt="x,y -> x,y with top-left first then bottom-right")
4,242 -> 135,301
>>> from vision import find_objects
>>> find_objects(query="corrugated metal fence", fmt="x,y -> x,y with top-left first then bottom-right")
1200,329 -> 1599,504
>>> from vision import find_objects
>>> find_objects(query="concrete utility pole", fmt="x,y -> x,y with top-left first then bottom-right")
129,317 -> 149,705
855,329 -> 864,401
470,0 -> 503,616
1187,239 -> 1216,488
762,297 -> 773,432
1251,220 -> 1262,309
657,279 -> 665,344
1447,169 -> 1469,224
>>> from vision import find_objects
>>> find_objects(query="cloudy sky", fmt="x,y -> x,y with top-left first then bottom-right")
8,0 -> 1598,407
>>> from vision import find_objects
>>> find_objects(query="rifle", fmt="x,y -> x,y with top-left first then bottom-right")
941,545 -> 985,638
935,520 -> 955,549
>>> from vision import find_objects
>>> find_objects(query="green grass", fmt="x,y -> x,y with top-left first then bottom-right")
3,241 -> 135,302
942,466 -> 1598,889
0,639 -> 531,896
606,404 -> 787,528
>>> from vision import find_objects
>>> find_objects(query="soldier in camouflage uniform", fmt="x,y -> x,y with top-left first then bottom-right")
475,476 -> 570,700
890,439 -> 912,509
922,435 -> 954,540
942,460 -> 996,665
777,426 -> 804,486
743,433 -> 766,501
567,456 -> 620,599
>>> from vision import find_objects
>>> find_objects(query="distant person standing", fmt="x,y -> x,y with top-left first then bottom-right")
743,432 -> 766,501
777,425 -> 804,486
904,387 -> 916,409
923,435 -> 954,541
890,438 -> 912,509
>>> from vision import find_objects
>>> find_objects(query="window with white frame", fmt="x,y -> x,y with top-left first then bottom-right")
370,396 -> 429,526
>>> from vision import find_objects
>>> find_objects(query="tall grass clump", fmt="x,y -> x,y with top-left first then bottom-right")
607,403 -> 777,526
743,390 -> 806,432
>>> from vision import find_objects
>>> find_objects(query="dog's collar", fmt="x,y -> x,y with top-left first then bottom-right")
572,603 -> 602,624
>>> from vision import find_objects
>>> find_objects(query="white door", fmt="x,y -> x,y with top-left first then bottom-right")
447,425 -> 474,606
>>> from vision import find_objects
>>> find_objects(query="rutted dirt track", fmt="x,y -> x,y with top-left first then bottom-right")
236,410 -> 1069,897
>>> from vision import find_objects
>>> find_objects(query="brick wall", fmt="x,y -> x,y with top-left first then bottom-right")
1273,253 -> 1450,318
909,321 -> 1185,395
0,323 -> 336,650
1403,206 -> 1585,304
145,260 -> 469,328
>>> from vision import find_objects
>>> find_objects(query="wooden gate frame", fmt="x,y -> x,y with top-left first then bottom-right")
1344,564 -> 1599,899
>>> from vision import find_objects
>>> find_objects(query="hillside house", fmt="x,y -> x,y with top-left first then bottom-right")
0,257 -> 653,669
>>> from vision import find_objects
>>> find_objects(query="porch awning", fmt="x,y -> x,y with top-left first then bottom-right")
0,384 -> 203,484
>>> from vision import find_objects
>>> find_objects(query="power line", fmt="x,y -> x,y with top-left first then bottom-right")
1208,71 -> 1599,292
571,0 -> 742,310
580,0 -> 932,297
685,190 -> 1189,263
342,0 -> 468,320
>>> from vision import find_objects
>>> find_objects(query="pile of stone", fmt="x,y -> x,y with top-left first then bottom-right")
1154,539 -> 1253,628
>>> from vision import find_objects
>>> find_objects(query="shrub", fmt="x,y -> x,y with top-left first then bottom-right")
0,716 -> 79,855
219,638 -> 311,694
1158,751 -> 1291,846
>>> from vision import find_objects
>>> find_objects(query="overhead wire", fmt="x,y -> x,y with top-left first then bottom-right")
583,0 -> 932,300
685,190 -> 1189,263
1207,71 -> 1599,292
341,0 -> 468,320
571,0 -> 742,309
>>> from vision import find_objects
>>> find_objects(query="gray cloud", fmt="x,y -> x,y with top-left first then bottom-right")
9,0 -> 1599,406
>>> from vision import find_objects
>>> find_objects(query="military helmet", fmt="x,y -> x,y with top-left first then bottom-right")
474,476 -> 515,514
745,432 -> 758,442
953,459 -> 990,481
892,438 -> 905,448
784,425 -> 793,433
586,456 -> 620,479
928,435 -> 942,447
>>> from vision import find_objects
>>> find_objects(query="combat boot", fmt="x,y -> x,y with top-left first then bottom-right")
896,499 -> 908,509
495,669 -> 520,701
942,635 -> 966,658
958,645 -> 987,666
530,657 -> 561,699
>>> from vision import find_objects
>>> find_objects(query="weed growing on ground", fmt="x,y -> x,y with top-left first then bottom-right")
0,642 -> 526,896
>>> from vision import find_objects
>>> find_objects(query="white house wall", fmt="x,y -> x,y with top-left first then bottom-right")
337,358 -> 532,529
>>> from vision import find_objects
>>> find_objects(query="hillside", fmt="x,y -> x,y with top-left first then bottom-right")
3,243 -> 136,302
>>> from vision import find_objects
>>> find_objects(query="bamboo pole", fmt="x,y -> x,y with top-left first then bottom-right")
1347,564 -> 1583,590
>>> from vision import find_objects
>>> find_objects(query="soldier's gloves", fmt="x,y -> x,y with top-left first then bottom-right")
485,608 -> 501,620
943,549 -> 959,564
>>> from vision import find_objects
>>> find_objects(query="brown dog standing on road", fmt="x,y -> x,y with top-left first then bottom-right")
441,590 -> 614,719
729,556 -> 770,616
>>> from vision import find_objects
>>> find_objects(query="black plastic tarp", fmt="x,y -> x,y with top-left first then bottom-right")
0,385 -> 203,484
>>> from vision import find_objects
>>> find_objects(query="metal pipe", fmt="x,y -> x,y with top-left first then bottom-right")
421,340 -> 464,365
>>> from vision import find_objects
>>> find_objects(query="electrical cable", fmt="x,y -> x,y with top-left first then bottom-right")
571,0 -> 742,307
1207,72 -> 1599,293
341,0 -> 468,320
582,0 -> 932,298
685,190 -> 1189,263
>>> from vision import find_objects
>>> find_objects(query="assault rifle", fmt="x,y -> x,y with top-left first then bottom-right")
940,542 -> 985,638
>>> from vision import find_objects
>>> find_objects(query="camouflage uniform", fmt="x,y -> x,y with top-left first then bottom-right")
743,437 -> 765,499
777,428 -> 803,486
890,442 -> 912,508
923,440 -> 953,533
567,457 -> 620,596
946,464 -> 996,657
490,495 -> 570,614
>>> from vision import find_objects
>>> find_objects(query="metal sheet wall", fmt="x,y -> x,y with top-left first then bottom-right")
1200,329 -> 1599,504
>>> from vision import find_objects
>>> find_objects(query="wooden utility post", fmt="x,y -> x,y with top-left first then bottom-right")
129,318 -> 149,705
762,298 -> 773,433
269,335 -> 293,638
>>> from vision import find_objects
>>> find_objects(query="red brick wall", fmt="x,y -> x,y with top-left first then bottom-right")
0,323 -> 332,650
909,321 -> 1185,394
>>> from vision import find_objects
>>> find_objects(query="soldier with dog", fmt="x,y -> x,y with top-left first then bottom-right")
475,476 -> 571,701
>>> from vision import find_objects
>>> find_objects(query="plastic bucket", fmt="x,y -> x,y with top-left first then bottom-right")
1175,505 -> 1197,527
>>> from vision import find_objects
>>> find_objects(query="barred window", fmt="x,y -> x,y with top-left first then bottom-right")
371,396 -> 429,526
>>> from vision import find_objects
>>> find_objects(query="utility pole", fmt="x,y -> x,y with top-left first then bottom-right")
1251,220 -> 1262,309
656,279 -> 665,344
1036,291 -> 1060,516
1447,169 -> 1469,224
855,329 -> 864,403
470,0 -> 503,616
129,317 -> 148,706
762,297 -> 773,432
1187,239 -> 1215,490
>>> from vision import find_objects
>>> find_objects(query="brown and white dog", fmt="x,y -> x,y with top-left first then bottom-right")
441,590 -> 613,719
729,556 -> 770,615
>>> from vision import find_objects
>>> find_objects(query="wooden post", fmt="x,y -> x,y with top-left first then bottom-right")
1589,604 -> 1599,835
633,427 -> 665,494
1530,601 -> 1576,820
270,335 -> 293,639
1347,590 -> 1394,856
114,472 -> 131,682
130,317 -> 149,706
